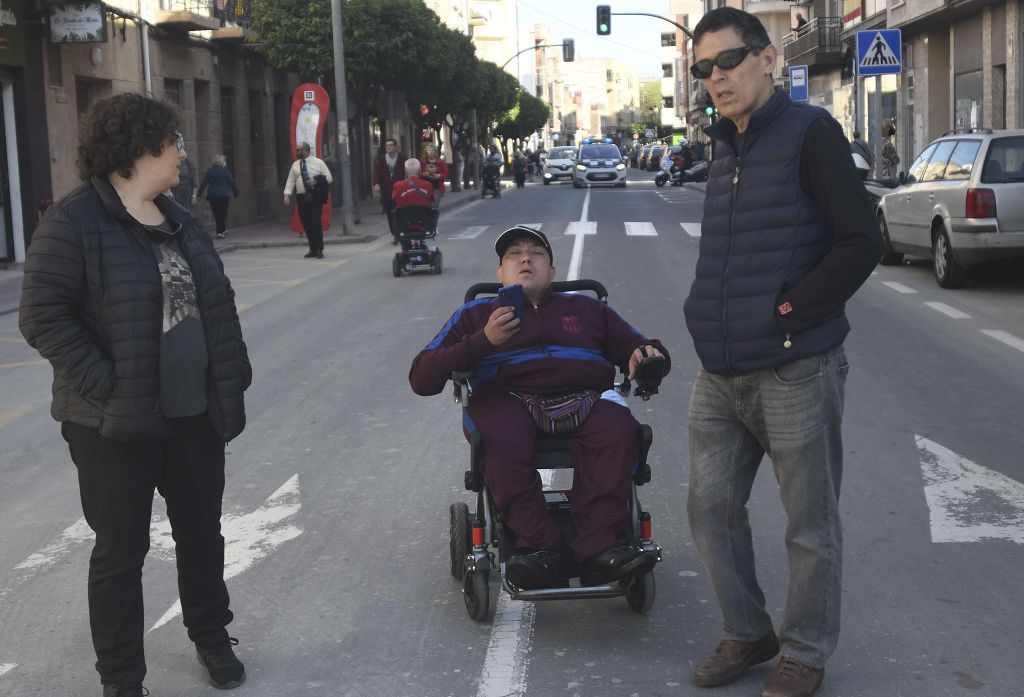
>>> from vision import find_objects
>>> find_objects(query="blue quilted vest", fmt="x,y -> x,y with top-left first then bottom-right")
684,89 -> 850,375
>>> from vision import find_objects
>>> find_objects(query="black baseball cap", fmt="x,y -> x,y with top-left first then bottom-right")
494,226 -> 553,263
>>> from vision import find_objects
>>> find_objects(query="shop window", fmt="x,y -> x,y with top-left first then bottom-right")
954,70 -> 983,130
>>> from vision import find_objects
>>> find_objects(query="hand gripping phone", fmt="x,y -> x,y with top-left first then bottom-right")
497,283 -> 525,321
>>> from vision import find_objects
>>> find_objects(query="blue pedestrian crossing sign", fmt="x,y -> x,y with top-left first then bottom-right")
857,29 -> 902,76
789,65 -> 808,102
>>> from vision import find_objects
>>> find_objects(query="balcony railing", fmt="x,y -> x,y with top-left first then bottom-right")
211,0 -> 254,40
782,17 -> 843,68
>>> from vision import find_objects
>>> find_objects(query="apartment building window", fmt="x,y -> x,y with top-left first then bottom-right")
662,63 -> 673,78
661,33 -> 675,47
864,0 -> 886,19
954,71 -> 983,129
663,96 -> 674,108
164,78 -> 183,105
606,69 -> 613,82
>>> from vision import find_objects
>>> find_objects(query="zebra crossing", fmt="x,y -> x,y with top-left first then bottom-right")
444,220 -> 700,240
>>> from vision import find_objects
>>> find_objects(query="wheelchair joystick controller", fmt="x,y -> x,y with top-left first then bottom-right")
633,355 -> 666,401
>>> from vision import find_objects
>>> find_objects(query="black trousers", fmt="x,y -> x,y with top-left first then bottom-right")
297,194 -> 324,253
208,197 -> 230,234
63,414 -> 232,685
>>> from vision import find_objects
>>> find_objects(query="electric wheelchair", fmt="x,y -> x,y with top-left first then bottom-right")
392,205 -> 442,277
446,279 -> 666,621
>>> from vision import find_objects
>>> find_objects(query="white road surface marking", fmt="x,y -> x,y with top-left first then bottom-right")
680,223 -> 702,238
516,223 -> 542,230
924,302 -> 971,319
0,663 -> 17,678
624,222 -> 658,236
881,281 -> 917,294
448,225 -> 489,240
150,475 -> 303,631
917,436 -> 1024,545
980,329 -> 1024,354
14,517 -> 94,572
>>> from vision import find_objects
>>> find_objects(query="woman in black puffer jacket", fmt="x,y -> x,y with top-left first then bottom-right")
19,93 -> 250,696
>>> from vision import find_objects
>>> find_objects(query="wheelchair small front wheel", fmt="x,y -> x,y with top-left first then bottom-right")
625,571 -> 655,614
448,502 -> 470,580
391,256 -> 402,277
464,569 -> 493,621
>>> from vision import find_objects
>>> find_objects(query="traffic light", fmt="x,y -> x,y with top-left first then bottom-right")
596,5 -> 611,36
704,105 -> 716,117
562,38 -> 575,62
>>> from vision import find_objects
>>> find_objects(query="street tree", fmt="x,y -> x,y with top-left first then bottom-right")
495,91 -> 551,141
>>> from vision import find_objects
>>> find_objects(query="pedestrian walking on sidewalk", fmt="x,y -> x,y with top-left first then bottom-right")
19,92 -> 251,697
198,154 -> 239,238
170,154 -> 198,211
684,9 -> 881,697
284,141 -> 332,259
372,137 -> 408,244
880,118 -> 899,181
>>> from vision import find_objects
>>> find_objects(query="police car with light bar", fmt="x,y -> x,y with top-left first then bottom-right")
572,138 -> 627,188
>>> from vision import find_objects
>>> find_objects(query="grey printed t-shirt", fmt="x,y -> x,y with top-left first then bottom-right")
147,222 -> 209,418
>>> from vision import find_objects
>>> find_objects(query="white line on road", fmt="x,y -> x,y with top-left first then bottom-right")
565,190 -> 593,283
917,436 -> 1024,545
448,225 -> 489,240
881,281 -> 918,294
0,405 -> 36,429
0,664 -> 16,678
517,223 -> 543,230
680,222 -> 702,238
150,475 -> 303,631
625,221 -> 658,236
14,517 -> 94,572
924,302 -> 971,319
980,329 -> 1024,354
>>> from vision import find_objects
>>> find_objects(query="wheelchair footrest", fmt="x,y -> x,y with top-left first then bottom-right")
506,582 -> 626,602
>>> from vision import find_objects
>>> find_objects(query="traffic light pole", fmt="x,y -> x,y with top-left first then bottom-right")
610,12 -> 694,41
500,43 -> 571,71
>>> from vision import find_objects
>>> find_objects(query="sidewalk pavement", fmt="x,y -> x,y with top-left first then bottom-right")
0,181 -> 504,318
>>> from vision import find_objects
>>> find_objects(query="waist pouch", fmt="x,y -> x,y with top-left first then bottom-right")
518,390 -> 600,435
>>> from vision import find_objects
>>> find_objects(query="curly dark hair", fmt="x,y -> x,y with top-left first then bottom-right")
76,93 -> 180,181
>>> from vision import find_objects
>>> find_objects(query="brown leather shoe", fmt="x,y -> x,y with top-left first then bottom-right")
693,631 -> 779,687
761,657 -> 824,697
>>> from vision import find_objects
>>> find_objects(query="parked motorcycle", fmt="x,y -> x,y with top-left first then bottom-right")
655,159 -> 708,186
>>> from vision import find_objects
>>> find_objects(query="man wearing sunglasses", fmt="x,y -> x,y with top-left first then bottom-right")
682,8 -> 882,697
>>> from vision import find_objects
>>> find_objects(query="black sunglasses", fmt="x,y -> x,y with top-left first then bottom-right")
690,46 -> 756,79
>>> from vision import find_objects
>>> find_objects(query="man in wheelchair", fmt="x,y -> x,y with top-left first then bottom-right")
409,226 -> 671,590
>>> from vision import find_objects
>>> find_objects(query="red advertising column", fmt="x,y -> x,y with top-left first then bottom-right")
289,84 -> 332,233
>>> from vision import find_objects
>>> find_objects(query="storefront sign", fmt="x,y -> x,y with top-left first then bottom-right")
49,2 -> 107,44
0,0 -> 26,66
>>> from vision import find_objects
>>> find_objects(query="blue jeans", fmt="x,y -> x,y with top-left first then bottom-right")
686,346 -> 848,669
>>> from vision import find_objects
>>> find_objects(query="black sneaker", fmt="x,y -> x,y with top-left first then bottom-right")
196,637 -> 246,689
505,550 -> 571,589
102,684 -> 147,697
580,545 -> 656,585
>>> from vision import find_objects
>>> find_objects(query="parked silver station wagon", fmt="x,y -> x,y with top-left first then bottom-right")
877,128 -> 1024,288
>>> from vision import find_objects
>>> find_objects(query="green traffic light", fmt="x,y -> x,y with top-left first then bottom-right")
598,23 -> 608,33
704,106 -> 715,116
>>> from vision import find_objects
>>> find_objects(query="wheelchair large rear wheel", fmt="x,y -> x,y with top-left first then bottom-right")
464,569 -> 493,621
392,256 -> 402,277
433,252 -> 443,275
449,502 -> 470,580
625,571 -> 655,614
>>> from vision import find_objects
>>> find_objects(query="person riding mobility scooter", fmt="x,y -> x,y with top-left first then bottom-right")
409,226 -> 670,621
481,147 -> 503,199
392,159 -> 442,276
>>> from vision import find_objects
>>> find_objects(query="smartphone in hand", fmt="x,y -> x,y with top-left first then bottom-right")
497,284 -> 525,321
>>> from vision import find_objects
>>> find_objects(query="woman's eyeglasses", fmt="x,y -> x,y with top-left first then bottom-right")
173,132 -> 185,151
690,46 -> 756,79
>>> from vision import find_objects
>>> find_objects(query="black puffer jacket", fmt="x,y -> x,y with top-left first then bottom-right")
19,176 -> 251,443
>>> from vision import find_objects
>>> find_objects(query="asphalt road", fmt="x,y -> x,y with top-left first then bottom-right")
1,170 -> 1022,697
